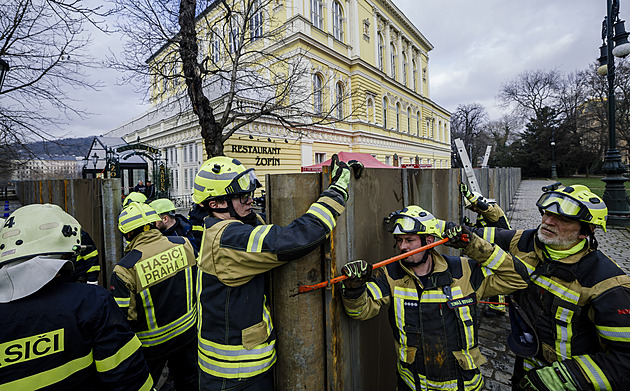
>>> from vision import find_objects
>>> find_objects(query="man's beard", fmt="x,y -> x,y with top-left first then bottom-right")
537,224 -> 580,249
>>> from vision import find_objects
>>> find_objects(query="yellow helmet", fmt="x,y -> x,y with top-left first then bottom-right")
123,192 -> 147,207
149,198 -> 176,215
536,184 -> 608,232
192,156 -> 261,204
118,202 -> 161,234
386,205 -> 444,238
0,204 -> 81,266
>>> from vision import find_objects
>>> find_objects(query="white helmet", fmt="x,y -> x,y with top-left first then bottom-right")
0,204 -> 82,302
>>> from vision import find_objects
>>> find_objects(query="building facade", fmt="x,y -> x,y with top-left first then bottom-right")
11,155 -> 83,181
106,0 -> 451,200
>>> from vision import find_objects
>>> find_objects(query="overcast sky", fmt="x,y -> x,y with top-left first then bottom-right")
62,0 -> 621,137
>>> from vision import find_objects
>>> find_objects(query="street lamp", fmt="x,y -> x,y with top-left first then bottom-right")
597,0 -> 630,226
91,153 -> 99,178
550,137 -> 558,180
0,59 -> 9,92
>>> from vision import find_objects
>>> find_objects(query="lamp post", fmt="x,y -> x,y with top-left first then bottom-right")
550,137 -> 558,180
0,59 -> 9,92
91,153 -> 99,178
597,0 -> 630,226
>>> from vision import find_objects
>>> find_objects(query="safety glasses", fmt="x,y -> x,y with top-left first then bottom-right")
233,192 -> 254,204
386,215 -> 425,234
232,168 -> 261,194
536,192 -> 591,221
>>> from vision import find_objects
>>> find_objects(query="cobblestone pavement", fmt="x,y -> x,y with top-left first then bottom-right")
478,179 -> 630,390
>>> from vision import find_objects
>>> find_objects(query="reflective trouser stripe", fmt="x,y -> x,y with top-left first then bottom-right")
95,336 -> 142,372
0,351 -> 93,390
137,308 -> 196,347
306,203 -> 335,232
198,341 -> 276,379
574,355 -> 612,391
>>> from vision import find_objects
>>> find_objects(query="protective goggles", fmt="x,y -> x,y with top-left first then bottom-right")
233,192 -> 254,204
536,192 -> 591,222
230,168 -> 261,194
386,215 -> 425,234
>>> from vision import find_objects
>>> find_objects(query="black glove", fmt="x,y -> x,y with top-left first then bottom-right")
444,225 -> 472,249
341,259 -> 372,289
328,154 -> 351,201
347,160 -> 364,179
462,216 -> 473,226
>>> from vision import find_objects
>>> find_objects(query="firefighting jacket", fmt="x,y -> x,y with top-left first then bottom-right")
110,229 -> 197,361
71,229 -> 100,283
474,227 -> 630,390
473,203 -> 511,230
0,279 -> 153,391
342,233 -> 529,391
162,214 -> 198,253
188,203 -> 207,251
196,188 -> 345,389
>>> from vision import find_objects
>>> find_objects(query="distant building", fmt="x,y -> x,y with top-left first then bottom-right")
11,155 -> 82,181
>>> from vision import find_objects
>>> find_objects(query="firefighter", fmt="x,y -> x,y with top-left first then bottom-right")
149,198 -> 198,253
0,204 -> 153,390
194,155 -> 359,390
71,229 -> 101,284
460,183 -> 511,317
110,201 -> 198,390
465,184 -> 630,390
341,205 -> 529,391
123,191 -> 147,208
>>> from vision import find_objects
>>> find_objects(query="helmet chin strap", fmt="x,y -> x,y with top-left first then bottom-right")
401,236 -> 430,267
227,198 -> 258,225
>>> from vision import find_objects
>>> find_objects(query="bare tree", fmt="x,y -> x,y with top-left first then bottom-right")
109,0 -> 355,158
0,0 -> 109,165
450,103 -> 489,166
498,69 -> 563,120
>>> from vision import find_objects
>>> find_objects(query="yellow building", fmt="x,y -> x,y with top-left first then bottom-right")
105,0 -> 451,198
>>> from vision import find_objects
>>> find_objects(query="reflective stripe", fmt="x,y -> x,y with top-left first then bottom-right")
481,246 -> 507,270
306,203 -> 335,232
120,214 -> 143,226
393,286 -> 417,362
140,290 -> 157,330
554,306 -> 574,359
397,361 -> 416,391
115,297 -> 130,308
596,325 -> 630,342
463,372 -> 483,390
523,357 -> 546,371
199,337 -> 275,361
87,265 -> 101,273
531,275 -> 580,304
0,351 -> 93,390
481,266 -> 494,277
522,260 -> 536,275
458,305 -> 475,350
80,249 -> 98,261
198,348 -> 276,379
95,336 -> 142,372
186,267 -> 194,312
247,225 -> 273,252
262,296 -> 274,336
192,225 -> 204,231
139,375 -> 154,391
366,281 -> 383,300
137,308 -> 196,347
574,355 -> 612,391
482,227 -> 495,243
419,291 -> 448,303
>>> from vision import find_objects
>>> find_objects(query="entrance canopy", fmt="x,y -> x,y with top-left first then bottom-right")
301,152 -> 393,172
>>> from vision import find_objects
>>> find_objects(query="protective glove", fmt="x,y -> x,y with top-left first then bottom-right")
347,160 -> 364,179
341,259 -> 372,290
519,361 -> 579,391
444,225 -> 472,249
462,216 -> 473,226
460,183 -> 479,204
328,154 -> 351,201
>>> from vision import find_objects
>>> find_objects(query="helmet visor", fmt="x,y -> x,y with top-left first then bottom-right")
387,215 -> 425,234
536,192 -> 591,221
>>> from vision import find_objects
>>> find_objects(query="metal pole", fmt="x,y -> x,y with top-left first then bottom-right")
601,0 -> 630,226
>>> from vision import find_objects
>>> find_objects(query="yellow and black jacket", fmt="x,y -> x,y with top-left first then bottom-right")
342,234 -> 529,391
110,229 -> 197,361
475,227 -> 630,390
196,188 -> 345,390
0,280 -> 153,390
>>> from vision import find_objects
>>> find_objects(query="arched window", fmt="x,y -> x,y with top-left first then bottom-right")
211,30 -> 221,63
390,43 -> 397,79
335,81 -> 344,118
313,74 -> 323,114
332,1 -> 344,41
250,0 -> 263,40
311,0 -> 323,30
396,103 -> 401,131
382,97 -> 388,128
413,59 -> 417,92
378,34 -> 384,71
403,52 -> 408,86
367,97 -> 374,123
407,108 -> 411,133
